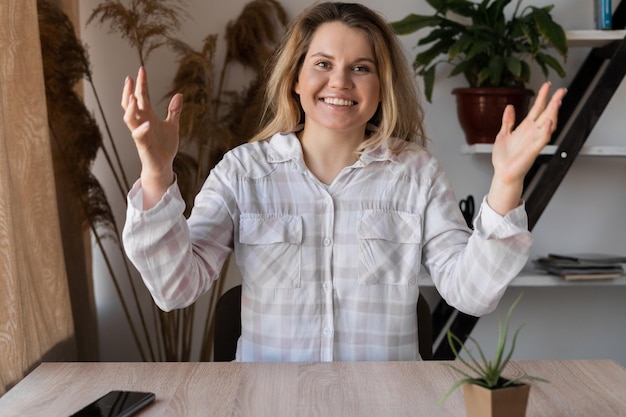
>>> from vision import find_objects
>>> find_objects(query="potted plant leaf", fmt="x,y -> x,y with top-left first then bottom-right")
391,0 -> 568,144
437,293 -> 547,417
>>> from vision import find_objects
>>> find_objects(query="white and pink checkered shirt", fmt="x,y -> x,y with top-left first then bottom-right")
123,132 -> 531,362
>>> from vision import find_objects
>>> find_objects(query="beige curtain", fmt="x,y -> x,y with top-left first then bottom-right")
0,0 -> 77,395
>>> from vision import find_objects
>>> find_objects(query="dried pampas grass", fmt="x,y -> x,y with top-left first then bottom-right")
87,0 -> 188,67
44,0 -> 289,362
38,0 -> 155,361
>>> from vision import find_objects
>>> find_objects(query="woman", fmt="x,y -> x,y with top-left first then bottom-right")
122,2 -> 566,361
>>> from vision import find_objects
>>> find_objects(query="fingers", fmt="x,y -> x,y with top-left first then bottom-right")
548,87 -> 568,124
121,75 -> 133,110
514,82 -> 567,139
121,68 -> 151,109
534,85 -> 567,133
525,82 -> 552,122
121,67 -> 182,149
498,104 -> 516,136
132,120 -> 151,143
124,94 -> 151,143
122,93 -> 140,130
165,93 -> 183,126
122,67 -> 155,131
134,67 -> 151,111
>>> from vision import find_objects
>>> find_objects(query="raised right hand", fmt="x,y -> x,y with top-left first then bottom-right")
122,67 -> 183,209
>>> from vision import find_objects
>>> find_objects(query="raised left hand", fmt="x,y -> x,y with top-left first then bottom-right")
487,82 -> 567,215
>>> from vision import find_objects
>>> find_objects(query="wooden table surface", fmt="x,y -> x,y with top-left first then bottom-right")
1,360 -> 626,416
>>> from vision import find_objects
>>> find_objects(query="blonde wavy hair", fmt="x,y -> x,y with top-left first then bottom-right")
249,2 -> 427,152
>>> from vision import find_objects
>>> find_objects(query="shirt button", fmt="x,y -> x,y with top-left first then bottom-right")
323,237 -> 332,246
322,327 -> 333,337
323,282 -> 331,292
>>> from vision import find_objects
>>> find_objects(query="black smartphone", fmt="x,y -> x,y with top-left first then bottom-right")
69,390 -> 155,417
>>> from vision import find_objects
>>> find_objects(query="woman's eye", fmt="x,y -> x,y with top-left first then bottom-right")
315,61 -> 330,69
353,65 -> 371,73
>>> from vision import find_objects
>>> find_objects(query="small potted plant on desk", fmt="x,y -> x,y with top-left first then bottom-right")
437,294 -> 547,417
391,0 -> 568,144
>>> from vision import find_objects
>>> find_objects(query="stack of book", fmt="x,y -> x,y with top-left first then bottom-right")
534,253 -> 626,281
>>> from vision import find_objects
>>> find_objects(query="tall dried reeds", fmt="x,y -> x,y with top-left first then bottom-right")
40,0 -> 288,362
159,0 -> 289,361
168,0 -> 288,201
38,0 -> 155,361
86,0 -> 188,67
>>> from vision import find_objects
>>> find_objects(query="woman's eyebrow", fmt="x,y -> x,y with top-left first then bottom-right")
309,51 -> 376,64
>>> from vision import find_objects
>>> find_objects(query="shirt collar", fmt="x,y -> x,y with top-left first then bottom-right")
358,142 -> 400,165
266,131 -> 304,163
265,128 -> 404,168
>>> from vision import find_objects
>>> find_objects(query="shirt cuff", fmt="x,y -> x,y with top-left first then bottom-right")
127,176 -> 184,215
474,196 -> 529,238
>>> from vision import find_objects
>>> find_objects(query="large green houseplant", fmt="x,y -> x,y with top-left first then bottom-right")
391,0 -> 568,144
438,293 -> 547,417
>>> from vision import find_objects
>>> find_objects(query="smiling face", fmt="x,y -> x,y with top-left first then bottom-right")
294,21 -> 381,140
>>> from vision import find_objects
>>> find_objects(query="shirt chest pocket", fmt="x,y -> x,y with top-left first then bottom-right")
357,210 -> 422,286
237,214 -> 303,288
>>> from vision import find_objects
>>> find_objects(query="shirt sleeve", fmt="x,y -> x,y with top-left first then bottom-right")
421,164 -> 531,317
122,176 -> 233,311
475,196 -> 529,238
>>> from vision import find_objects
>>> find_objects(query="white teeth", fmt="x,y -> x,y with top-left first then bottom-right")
324,97 -> 354,106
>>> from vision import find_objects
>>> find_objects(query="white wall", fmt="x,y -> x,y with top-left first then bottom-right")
79,0 -> 626,364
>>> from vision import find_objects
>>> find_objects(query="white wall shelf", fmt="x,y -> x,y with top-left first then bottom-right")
461,144 -> 626,157
418,270 -> 626,287
566,30 -> 626,47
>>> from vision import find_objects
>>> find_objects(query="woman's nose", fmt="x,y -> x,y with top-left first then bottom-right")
328,69 -> 353,89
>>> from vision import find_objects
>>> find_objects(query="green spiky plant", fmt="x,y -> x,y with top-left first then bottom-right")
391,0 -> 568,102
437,293 -> 547,405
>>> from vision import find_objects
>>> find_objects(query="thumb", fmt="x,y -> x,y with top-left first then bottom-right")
166,93 -> 183,125
499,104 -> 516,135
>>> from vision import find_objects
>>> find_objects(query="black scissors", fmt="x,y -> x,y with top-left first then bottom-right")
459,195 -> 475,229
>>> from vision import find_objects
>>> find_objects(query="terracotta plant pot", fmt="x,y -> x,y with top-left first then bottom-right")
452,87 -> 534,145
462,382 -> 530,417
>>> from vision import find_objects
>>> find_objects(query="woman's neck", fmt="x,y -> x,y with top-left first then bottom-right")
297,126 -> 364,185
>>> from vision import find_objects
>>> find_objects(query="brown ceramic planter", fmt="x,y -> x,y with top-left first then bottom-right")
452,87 -> 534,145
462,382 -> 530,417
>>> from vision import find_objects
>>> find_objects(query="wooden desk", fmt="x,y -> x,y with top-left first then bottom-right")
1,360 -> 626,416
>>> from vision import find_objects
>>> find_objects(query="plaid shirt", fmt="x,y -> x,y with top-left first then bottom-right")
123,132 -> 531,362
